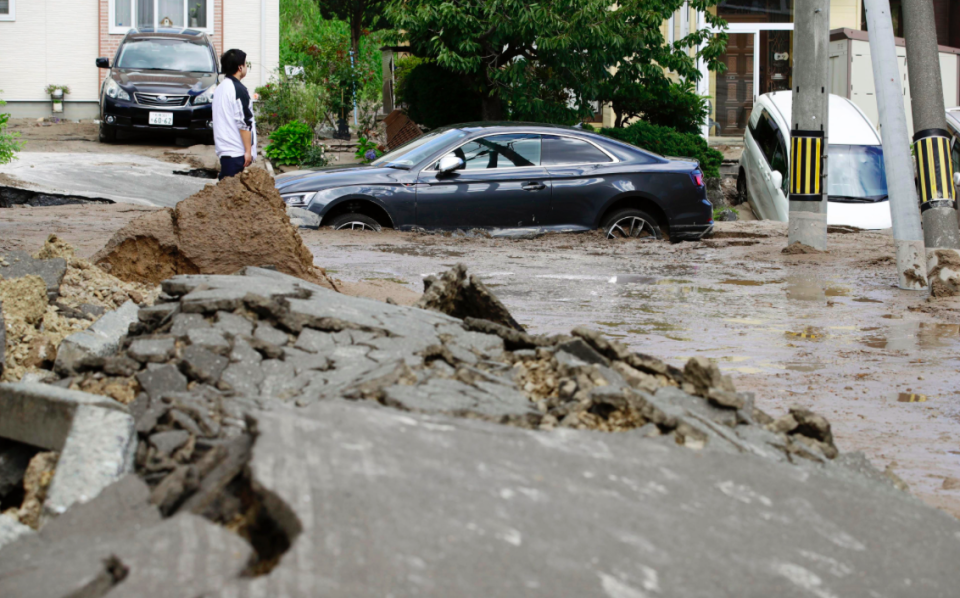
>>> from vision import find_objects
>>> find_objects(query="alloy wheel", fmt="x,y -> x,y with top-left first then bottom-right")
335,221 -> 379,231
606,216 -> 658,240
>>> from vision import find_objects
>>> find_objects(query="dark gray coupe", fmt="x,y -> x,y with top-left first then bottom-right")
275,123 -> 713,240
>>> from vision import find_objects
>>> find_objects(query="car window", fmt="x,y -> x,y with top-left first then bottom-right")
951,136 -> 960,180
453,134 -> 541,170
542,135 -> 611,165
373,129 -> 468,168
116,39 -> 215,72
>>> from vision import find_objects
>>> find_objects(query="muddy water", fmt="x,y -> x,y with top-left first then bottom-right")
305,228 -> 960,517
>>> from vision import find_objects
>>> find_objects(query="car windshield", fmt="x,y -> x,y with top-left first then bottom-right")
828,144 -> 888,200
371,129 -> 469,168
116,39 -> 215,72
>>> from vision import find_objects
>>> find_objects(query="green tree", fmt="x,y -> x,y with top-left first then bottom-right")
0,93 -> 23,165
384,0 -> 727,125
314,0 -> 386,63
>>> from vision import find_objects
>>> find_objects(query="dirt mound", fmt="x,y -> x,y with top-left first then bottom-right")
782,242 -> 825,255
92,168 -> 335,289
928,249 -> 960,297
1,236 -> 157,382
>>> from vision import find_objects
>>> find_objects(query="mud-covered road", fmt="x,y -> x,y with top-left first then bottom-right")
302,223 -> 960,518
2,202 -> 959,518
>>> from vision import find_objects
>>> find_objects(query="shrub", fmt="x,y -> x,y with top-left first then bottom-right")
355,136 -> 384,163
300,144 -> 330,168
0,93 -> 23,165
256,79 -> 330,134
611,80 -> 710,135
601,120 -> 722,178
264,121 -> 314,166
396,62 -> 482,129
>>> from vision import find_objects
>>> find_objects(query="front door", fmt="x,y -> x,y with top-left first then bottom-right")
415,133 -> 551,229
716,32 -> 754,136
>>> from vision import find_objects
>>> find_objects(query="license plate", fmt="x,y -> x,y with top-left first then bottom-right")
148,111 -> 173,126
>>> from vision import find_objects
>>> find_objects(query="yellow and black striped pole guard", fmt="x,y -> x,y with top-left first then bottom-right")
789,130 -> 824,201
913,128 -> 956,211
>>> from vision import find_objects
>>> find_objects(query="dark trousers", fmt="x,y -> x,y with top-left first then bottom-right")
218,156 -> 246,180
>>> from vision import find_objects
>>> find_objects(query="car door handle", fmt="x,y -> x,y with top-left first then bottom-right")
522,182 -> 546,191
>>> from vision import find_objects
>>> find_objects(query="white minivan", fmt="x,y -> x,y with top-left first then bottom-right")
737,91 -> 891,229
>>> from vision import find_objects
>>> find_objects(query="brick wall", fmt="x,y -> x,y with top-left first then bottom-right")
99,0 -> 224,87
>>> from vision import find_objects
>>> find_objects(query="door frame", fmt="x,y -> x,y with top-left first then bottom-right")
702,22 -> 795,140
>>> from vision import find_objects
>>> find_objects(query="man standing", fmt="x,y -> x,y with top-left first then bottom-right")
213,49 -> 257,180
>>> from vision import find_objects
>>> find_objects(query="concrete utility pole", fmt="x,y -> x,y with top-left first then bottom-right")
787,0 -> 830,250
903,0 -> 960,294
864,0 -> 928,289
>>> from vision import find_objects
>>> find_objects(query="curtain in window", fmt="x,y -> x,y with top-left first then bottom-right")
114,0 -> 132,26
137,0 -> 154,28
157,0 -> 184,27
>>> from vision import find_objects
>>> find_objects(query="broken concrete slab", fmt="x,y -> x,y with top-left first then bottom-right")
127,337 -> 176,363
54,300 -> 139,374
43,406 -> 136,520
0,513 -> 34,551
0,383 -> 135,522
214,400 -> 960,598
0,475 -> 251,598
135,364 -> 188,402
0,250 -> 67,300
0,382 -> 127,451
288,206 -> 321,229
416,263 -> 525,331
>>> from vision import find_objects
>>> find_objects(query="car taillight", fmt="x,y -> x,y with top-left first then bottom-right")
691,170 -> 704,187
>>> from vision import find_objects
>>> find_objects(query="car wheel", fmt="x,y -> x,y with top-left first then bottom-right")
733,170 -> 748,206
99,123 -> 117,143
602,209 -> 662,240
329,213 -> 382,232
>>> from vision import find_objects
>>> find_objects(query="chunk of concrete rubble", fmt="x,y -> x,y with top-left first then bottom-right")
0,475 -> 251,598
416,263 -> 525,331
287,206 -> 321,229
0,383 -> 135,522
0,250 -> 67,300
207,400 -> 960,597
54,300 -> 139,374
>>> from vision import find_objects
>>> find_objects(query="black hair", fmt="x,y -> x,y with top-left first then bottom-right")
221,49 -> 247,76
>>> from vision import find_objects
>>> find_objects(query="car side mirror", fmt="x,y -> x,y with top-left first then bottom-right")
771,170 -> 783,193
954,171 -> 960,188
438,154 -> 464,174
96,57 -> 110,69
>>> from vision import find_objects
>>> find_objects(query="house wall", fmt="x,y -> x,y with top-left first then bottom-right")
0,0 -> 276,119
223,0 -> 279,92
830,32 -> 960,138
0,0 -> 100,118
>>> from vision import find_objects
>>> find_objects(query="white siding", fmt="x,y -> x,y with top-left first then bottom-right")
223,0 -> 278,92
0,0 -> 99,101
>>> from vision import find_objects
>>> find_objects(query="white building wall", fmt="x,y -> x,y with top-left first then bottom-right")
835,39 -> 959,139
0,0 -> 99,102
223,0 -> 278,92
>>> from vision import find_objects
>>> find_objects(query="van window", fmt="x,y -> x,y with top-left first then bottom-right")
750,109 -> 781,166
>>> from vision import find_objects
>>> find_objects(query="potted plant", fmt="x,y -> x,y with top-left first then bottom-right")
45,85 -> 70,114
189,3 -> 202,27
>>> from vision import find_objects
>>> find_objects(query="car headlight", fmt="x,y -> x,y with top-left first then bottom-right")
281,192 -> 315,207
192,83 -> 216,105
104,78 -> 130,101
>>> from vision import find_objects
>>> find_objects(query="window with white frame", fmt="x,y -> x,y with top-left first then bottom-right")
110,0 -> 213,34
0,0 -> 15,21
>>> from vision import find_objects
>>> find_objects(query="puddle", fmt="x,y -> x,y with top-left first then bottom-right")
719,279 -> 774,286
609,275 -> 658,285
861,323 -> 960,350
898,392 -> 929,403
363,277 -> 409,285
853,296 -> 883,303
824,285 -> 852,297
783,362 -> 826,372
